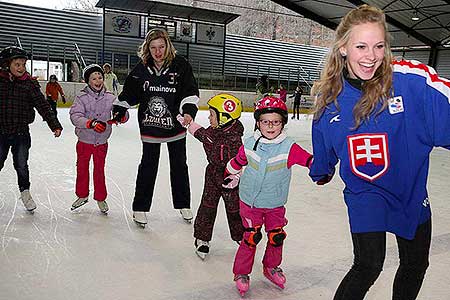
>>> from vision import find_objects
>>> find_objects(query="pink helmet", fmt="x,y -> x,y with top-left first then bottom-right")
254,96 -> 288,124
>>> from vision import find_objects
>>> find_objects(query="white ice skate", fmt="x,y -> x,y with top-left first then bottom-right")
97,200 -> 109,213
133,211 -> 147,228
194,239 -> 209,260
20,190 -> 36,212
179,208 -> 193,223
71,197 -> 88,211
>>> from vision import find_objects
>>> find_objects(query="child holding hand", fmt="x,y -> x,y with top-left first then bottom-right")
225,96 -> 312,296
178,93 -> 244,259
69,64 -> 128,213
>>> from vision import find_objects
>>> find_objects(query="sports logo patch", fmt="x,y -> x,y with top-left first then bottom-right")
347,133 -> 390,181
388,96 -> 404,114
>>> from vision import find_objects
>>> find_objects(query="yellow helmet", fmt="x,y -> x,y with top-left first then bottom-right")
207,93 -> 242,127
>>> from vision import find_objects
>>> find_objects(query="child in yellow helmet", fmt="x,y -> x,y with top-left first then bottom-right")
177,93 -> 244,260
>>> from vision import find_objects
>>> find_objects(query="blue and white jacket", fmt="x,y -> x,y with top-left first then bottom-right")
309,60 -> 450,239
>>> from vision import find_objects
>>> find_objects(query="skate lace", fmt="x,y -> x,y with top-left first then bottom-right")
271,267 -> 284,276
235,274 -> 249,283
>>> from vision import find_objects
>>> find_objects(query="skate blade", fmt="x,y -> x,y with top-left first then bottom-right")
133,220 -> 146,228
264,276 -> 285,289
71,200 -> 88,211
183,218 -> 192,224
195,251 -> 207,260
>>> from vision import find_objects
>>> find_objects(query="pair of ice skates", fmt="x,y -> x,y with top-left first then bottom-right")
132,208 -> 193,228
235,267 -> 286,296
71,197 -> 109,213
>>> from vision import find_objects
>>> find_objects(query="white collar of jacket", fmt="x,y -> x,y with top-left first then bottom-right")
253,130 -> 287,144
82,85 -> 106,97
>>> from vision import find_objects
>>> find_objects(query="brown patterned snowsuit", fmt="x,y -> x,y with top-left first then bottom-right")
193,120 -> 244,242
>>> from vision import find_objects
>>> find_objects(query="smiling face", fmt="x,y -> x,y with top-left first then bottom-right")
149,37 -> 167,68
9,58 -> 27,78
340,22 -> 386,80
257,112 -> 283,140
88,71 -> 104,92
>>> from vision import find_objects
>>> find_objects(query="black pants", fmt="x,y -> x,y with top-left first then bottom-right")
132,138 -> 190,212
334,219 -> 431,300
292,102 -> 300,119
47,100 -> 57,118
0,132 -> 31,192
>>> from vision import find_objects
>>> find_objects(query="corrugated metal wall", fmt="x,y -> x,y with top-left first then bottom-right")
0,1 -> 328,84
1,1 -> 448,81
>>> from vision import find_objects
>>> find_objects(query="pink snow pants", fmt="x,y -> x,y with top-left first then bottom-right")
233,200 -> 288,275
75,141 -> 108,201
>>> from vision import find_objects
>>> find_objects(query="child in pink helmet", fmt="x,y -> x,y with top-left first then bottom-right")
224,96 -> 313,296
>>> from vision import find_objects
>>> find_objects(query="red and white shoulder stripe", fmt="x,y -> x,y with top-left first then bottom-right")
393,59 -> 450,102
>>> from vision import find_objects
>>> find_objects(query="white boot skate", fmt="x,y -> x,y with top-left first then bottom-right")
194,239 -> 209,260
20,190 -> 36,212
179,208 -> 193,223
263,266 -> 286,289
97,200 -> 109,213
133,211 -> 147,228
71,197 -> 88,211
234,274 -> 250,296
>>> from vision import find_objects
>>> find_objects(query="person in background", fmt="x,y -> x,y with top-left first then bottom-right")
255,75 -> 271,106
309,5 -> 450,300
178,93 -> 244,260
103,63 -> 119,96
289,85 -> 303,120
277,84 -> 287,102
69,64 -> 128,214
225,96 -> 313,296
0,46 -> 62,212
45,74 -> 66,118
112,28 -> 199,228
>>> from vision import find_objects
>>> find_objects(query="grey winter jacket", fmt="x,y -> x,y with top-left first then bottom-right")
70,86 -> 127,145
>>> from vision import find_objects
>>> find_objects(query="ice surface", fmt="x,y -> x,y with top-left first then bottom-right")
0,109 -> 449,300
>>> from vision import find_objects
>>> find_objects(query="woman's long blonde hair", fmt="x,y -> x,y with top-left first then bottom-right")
312,5 -> 393,129
138,28 -> 177,66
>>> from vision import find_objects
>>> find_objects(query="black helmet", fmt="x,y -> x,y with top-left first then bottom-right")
82,64 -> 104,83
0,46 -> 30,64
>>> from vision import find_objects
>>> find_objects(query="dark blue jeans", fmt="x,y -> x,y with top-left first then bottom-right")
0,132 -> 31,192
334,219 -> 431,300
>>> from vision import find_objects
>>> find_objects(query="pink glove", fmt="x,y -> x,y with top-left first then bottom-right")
176,114 -> 201,135
222,173 -> 241,189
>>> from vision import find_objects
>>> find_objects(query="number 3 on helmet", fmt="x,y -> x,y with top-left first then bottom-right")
207,93 -> 242,127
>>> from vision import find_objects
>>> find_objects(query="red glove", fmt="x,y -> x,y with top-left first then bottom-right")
86,119 -> 107,133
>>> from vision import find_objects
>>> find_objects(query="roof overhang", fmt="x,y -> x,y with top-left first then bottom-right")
95,0 -> 240,25
270,0 -> 450,49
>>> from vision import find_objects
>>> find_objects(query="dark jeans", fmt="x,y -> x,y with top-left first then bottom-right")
47,100 -> 57,118
0,132 -> 31,192
334,219 -> 431,300
292,102 -> 300,119
133,138 -> 190,212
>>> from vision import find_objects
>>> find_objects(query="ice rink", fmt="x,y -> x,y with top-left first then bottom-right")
0,109 -> 449,300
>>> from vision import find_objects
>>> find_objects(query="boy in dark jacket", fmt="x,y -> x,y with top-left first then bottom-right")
178,93 -> 244,260
0,46 -> 62,211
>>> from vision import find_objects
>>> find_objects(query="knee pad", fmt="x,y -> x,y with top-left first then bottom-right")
268,227 -> 287,247
244,226 -> 262,248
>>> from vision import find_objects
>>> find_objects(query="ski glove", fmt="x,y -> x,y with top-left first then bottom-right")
86,119 -> 107,133
61,96 -> 66,104
222,173 -> 241,189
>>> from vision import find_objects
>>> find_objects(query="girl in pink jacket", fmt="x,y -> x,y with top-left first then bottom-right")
69,64 -> 128,213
